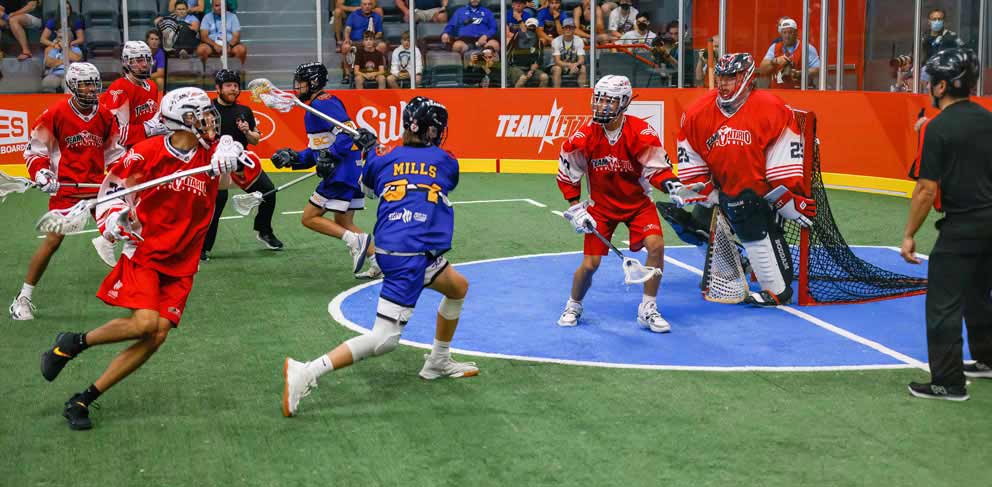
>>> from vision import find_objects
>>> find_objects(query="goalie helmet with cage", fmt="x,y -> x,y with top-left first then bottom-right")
121,41 -> 153,79
403,96 -> 448,146
591,75 -> 632,124
714,53 -> 757,115
159,87 -> 220,147
293,62 -> 328,101
64,62 -> 102,110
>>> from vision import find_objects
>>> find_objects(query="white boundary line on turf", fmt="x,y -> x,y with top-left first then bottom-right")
328,248 -> 921,372
450,198 -> 547,207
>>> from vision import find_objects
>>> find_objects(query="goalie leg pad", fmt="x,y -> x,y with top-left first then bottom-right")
741,235 -> 790,296
719,189 -> 773,243
438,297 -> 464,320
345,298 -> 411,361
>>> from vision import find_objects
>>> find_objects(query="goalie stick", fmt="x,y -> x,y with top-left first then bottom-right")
231,171 -> 318,216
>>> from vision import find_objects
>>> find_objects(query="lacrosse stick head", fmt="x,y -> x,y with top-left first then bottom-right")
0,171 -> 34,201
36,200 -> 93,235
622,257 -> 663,285
247,78 -> 296,113
231,191 -> 264,216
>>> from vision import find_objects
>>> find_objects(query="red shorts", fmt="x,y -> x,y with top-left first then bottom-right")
583,201 -> 663,255
96,256 -> 194,325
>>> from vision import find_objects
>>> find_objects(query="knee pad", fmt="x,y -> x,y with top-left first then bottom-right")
742,235 -> 792,295
720,190 -> 773,243
345,298 -> 412,362
438,297 -> 464,320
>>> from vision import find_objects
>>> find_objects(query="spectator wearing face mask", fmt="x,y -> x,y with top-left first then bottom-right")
536,0 -> 564,47
508,17 -> 548,87
920,8 -> 964,88
617,12 -> 655,55
607,0 -> 637,41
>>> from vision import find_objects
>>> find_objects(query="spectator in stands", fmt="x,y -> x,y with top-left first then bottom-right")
156,1 -> 201,58
340,0 -> 383,84
442,0 -> 498,55
166,1 -> 201,31
694,34 -> 718,87
40,2 -> 83,49
607,0 -> 637,41
617,11 -> 655,55
464,45 -> 499,87
353,30 -> 386,89
757,16 -> 820,89
0,0 -> 42,61
508,17 -> 547,87
395,0 -> 447,24
387,31 -> 422,88
573,0 -> 607,44
146,29 -> 166,89
333,0 -> 383,45
40,31 -> 81,92
920,8 -> 965,89
507,0 -> 533,38
169,0 -> 204,16
550,17 -> 585,88
196,0 -> 248,65
536,0 -> 564,47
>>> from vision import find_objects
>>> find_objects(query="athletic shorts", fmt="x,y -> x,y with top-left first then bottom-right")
377,252 -> 450,308
310,180 -> 365,213
584,200 -> 663,255
414,7 -> 443,22
96,256 -> 194,326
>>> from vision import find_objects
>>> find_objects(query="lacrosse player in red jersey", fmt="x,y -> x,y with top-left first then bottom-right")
556,74 -> 694,334
9,63 -> 126,321
37,87 -> 245,431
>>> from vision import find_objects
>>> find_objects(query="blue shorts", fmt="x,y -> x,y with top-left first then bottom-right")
378,252 -> 450,308
309,180 -> 365,213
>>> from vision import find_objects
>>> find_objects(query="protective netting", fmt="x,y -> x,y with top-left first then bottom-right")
703,207 -> 749,304
784,110 -> 928,305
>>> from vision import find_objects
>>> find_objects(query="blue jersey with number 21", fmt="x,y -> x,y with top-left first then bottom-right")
362,145 -> 459,254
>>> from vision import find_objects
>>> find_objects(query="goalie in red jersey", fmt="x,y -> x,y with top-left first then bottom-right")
556,75 -> 694,333
675,53 -> 817,306
37,87 -> 245,431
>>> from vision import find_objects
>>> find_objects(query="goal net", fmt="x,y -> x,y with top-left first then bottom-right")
704,109 -> 928,305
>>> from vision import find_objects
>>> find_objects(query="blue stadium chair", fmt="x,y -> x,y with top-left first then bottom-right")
378,0 -> 402,23
416,22 -> 446,50
84,27 -> 121,57
383,22 -> 408,46
425,50 -> 462,87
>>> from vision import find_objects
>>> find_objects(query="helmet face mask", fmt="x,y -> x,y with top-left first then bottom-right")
122,41 -> 153,80
160,87 -> 220,147
590,75 -> 632,124
64,63 -> 102,110
294,62 -> 328,101
714,53 -> 756,115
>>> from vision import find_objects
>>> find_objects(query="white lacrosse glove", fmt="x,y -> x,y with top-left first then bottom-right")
665,180 -> 716,208
34,168 -> 60,194
100,209 -> 131,241
143,117 -> 169,137
210,135 -> 244,176
563,200 -> 596,234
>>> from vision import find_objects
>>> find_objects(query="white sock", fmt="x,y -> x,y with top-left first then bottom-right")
431,339 -> 451,360
342,230 -> 356,246
567,298 -> 582,308
642,294 -> 655,306
19,283 -> 34,299
306,354 -> 335,378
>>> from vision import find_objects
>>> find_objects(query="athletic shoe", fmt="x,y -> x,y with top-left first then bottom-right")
637,301 -> 671,333
91,236 -> 118,267
200,250 -> 210,262
745,287 -> 793,307
355,258 -> 383,280
40,332 -> 81,382
256,232 -> 284,250
907,382 -> 969,402
557,301 -> 582,327
9,295 -> 35,320
418,354 -> 479,380
63,393 -> 94,430
346,233 -> 371,274
964,361 -> 992,379
282,358 -> 317,417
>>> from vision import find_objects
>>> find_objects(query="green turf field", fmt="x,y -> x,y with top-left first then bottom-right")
2,173 -> 987,487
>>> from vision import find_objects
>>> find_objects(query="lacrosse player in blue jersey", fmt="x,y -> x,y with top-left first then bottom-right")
270,62 -> 382,278
281,96 -> 478,417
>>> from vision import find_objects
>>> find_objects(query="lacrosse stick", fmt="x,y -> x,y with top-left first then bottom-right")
0,171 -> 99,202
247,78 -> 362,138
584,221 -> 663,285
231,171 -> 317,216
36,164 -> 215,235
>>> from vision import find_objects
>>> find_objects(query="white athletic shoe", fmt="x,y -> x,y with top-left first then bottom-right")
9,295 -> 35,320
346,233 -> 371,274
355,264 -> 383,280
282,358 -> 318,417
637,301 -> 671,333
557,301 -> 582,327
418,354 -> 480,380
92,236 -> 118,267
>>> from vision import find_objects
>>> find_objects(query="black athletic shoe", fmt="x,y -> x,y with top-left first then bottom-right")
907,382 -> 969,402
964,362 -> 992,379
256,232 -> 284,250
63,394 -> 94,430
200,250 -> 210,261
744,288 -> 793,307
40,332 -> 80,382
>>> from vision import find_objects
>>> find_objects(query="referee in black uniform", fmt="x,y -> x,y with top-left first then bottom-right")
901,48 -> 992,401
202,69 -> 284,260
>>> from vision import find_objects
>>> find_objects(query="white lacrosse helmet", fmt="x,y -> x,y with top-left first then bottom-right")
159,87 -> 220,147
121,40 -> 153,79
64,62 -> 102,109
591,75 -> 632,124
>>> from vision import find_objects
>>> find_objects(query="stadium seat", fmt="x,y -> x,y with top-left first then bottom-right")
596,51 -> 637,81
43,0 -> 81,21
378,0 -> 402,22
88,56 -> 123,85
425,50 -> 462,87
446,0 -> 470,19
85,27 -> 122,57
383,22 -> 408,46
84,11 -> 122,29
417,23 -> 446,50
0,58 -> 44,94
